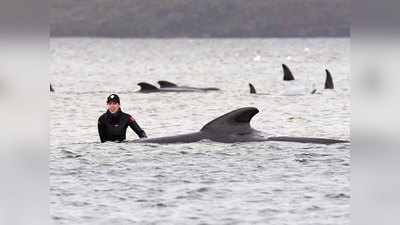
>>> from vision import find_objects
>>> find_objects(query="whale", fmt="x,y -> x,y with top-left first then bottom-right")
324,69 -> 334,89
248,82 -> 309,96
133,107 -> 348,144
282,65 -> 335,89
249,68 -> 335,95
158,80 -> 220,91
282,64 -> 295,81
248,83 -> 270,95
137,82 -> 206,93
309,69 -> 335,94
50,83 -> 55,92
249,83 -> 257,94
309,69 -> 336,94
281,64 -> 311,95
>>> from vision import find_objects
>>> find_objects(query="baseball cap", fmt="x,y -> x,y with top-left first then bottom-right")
106,94 -> 120,104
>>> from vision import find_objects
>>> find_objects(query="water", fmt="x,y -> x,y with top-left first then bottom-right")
50,38 -> 350,225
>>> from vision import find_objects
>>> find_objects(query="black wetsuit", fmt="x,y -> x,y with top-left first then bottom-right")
98,109 -> 147,142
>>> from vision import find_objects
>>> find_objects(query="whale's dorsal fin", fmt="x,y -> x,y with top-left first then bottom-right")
282,64 -> 295,81
50,83 -> 54,92
138,82 -> 159,92
158,80 -> 178,88
324,69 -> 334,89
201,107 -> 259,134
249,83 -> 257,94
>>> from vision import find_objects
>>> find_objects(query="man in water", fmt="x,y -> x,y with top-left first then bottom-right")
98,94 -> 147,142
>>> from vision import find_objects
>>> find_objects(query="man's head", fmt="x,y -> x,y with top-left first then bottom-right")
106,94 -> 120,113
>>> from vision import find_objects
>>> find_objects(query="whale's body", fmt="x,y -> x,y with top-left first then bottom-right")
157,80 -> 220,91
137,81 -> 220,93
137,82 -> 201,93
134,107 -> 348,145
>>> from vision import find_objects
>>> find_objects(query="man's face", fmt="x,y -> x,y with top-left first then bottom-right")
107,101 -> 120,113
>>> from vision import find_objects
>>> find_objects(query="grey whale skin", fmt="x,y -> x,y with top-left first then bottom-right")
133,107 -> 348,144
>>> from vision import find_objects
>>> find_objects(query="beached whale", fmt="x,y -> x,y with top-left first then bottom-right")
133,107 -> 348,144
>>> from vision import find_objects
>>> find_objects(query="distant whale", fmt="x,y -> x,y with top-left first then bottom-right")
249,83 -> 257,94
133,107 -> 348,144
281,64 -> 310,95
249,68 -> 335,95
282,64 -> 295,81
282,64 -> 335,89
249,83 -> 307,96
50,83 -> 55,92
248,83 -> 269,95
324,69 -> 334,89
310,69 -> 335,94
137,82 -> 207,93
248,82 -> 308,96
158,80 -> 220,91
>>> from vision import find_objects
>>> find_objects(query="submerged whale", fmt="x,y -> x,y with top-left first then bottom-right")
133,107 -> 348,144
247,64 -> 297,95
249,83 -> 257,94
282,64 -> 295,81
248,83 -> 269,95
282,64 -> 335,89
310,69 -> 335,94
158,80 -> 220,91
248,82 -> 309,96
249,68 -> 336,95
324,69 -> 334,89
137,82 -> 205,93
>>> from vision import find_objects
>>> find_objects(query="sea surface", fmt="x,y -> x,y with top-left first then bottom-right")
50,38 -> 350,225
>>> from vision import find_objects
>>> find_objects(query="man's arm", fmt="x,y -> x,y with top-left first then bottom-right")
98,117 -> 107,143
128,116 -> 147,138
